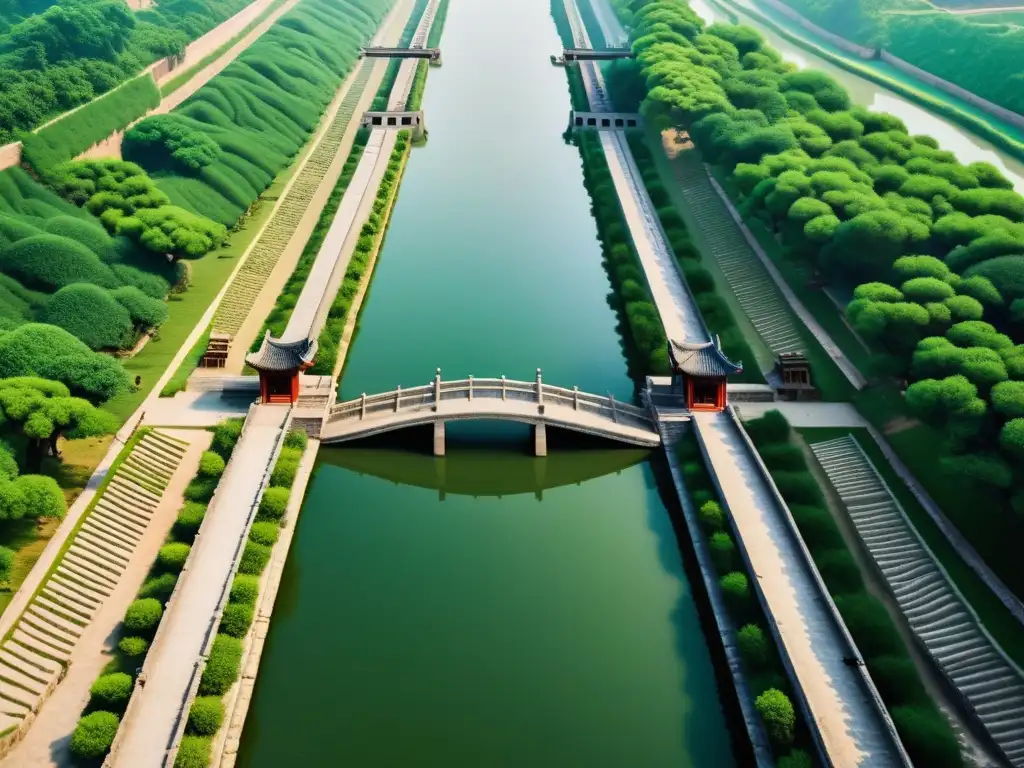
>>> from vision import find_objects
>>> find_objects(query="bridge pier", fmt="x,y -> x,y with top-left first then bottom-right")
433,420 -> 445,457
534,423 -> 547,457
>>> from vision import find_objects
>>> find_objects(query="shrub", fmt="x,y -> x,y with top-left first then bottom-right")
283,429 -> 307,450
198,635 -> 242,696
744,411 -> 790,445
212,419 -> 244,457
112,285 -> 168,328
891,706 -> 964,768
833,593 -> 905,658
790,505 -> 845,550
174,735 -> 212,768
198,451 -> 225,478
89,672 -> 133,710
771,471 -> 823,506
0,234 -> 116,292
778,749 -> 813,768
0,546 -> 14,582
185,477 -> 218,503
698,500 -> 725,531
118,636 -> 149,657
230,574 -> 260,605
249,521 -> 279,547
270,447 -> 301,487
220,602 -> 254,638
238,541 -> 271,575
187,696 -> 224,736
709,531 -> 736,572
737,624 -> 770,669
869,654 -> 929,708
814,548 -> 864,594
755,688 -> 796,747
42,283 -> 132,350
757,442 -> 805,471
124,598 -> 162,635
158,542 -> 191,573
139,572 -> 178,602
720,571 -> 750,613
174,502 -> 207,541
70,711 -> 120,759
257,487 -> 289,522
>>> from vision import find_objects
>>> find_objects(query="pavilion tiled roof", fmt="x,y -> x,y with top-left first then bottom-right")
668,337 -> 743,377
245,333 -> 317,372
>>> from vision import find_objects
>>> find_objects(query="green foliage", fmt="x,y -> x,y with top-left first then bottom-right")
116,205 -> 227,259
248,521 -> 279,547
185,476 -> 218,503
157,541 -> 191,572
778,749 -> 813,768
220,602 -> 254,638
737,623 -> 770,669
0,233 -> 116,292
270,446 -> 300,487
229,574 -> 260,605
890,706 -> 965,768
198,450 -> 225,478
744,410 -> 791,446
70,710 -> 119,760
187,697 -> 224,737
709,530 -> 736,571
118,636 -> 149,657
238,540 -> 270,575
123,597 -> 162,635
175,735 -> 212,768
42,283 -> 132,350
112,286 -> 168,327
0,545 -> 13,581
755,688 -> 795,747
124,114 -> 223,171
256,486 -> 289,522
174,501 -> 206,541
212,418 -> 244,458
139,572 -> 178,602
720,570 -> 750,612
698,499 -> 725,531
90,672 -> 132,710
198,634 -> 242,696
283,428 -> 307,450
23,75 -> 162,172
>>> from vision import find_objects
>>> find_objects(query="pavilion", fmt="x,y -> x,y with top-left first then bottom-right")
667,337 -> 743,412
245,333 -> 317,404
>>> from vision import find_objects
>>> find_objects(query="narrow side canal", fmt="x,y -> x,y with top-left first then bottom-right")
235,0 -> 736,765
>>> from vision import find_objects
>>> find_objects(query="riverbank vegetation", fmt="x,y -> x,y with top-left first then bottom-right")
675,433 -> 813,765
745,409 -> 962,766
0,0 -> 254,145
625,0 -> 1024,599
68,419 -> 243,764
123,0 -> 389,226
775,0 -> 1024,118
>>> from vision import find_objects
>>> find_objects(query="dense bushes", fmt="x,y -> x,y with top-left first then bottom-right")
187,696 -> 224,736
158,542 -> 191,572
257,486 -> 289,523
175,735 -> 212,768
755,688 -> 796,747
124,597 -> 163,635
69,711 -> 120,760
198,634 -> 242,696
745,410 -> 963,765
127,0 -> 390,226
90,672 -> 133,710
42,283 -> 132,350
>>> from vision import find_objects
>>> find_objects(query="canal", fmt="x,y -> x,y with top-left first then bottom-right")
236,0 -> 736,766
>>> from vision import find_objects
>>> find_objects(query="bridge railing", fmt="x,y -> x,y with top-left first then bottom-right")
326,375 -> 654,431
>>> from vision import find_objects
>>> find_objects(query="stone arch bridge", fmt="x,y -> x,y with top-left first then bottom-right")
320,370 -> 663,455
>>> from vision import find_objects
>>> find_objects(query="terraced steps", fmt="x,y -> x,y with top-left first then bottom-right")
0,430 -> 187,735
212,61 -> 375,336
673,151 -> 804,356
810,435 -> 1024,766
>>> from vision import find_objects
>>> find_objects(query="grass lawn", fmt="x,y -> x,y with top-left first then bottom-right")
798,425 -> 1024,670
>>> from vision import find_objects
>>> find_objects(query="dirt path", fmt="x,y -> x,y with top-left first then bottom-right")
0,430 -> 212,768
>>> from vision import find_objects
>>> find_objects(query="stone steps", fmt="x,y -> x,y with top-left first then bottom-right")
811,435 -> 1024,766
0,430 -> 188,733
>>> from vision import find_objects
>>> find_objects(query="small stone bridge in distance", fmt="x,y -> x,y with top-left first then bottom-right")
319,369 -> 662,456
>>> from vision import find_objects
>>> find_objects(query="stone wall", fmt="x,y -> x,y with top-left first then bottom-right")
0,141 -> 22,171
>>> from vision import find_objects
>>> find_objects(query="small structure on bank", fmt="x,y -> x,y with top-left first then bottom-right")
774,352 -> 817,401
199,332 -> 230,368
245,332 -> 317,404
667,337 -> 743,412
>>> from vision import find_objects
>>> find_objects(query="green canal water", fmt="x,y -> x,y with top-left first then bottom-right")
235,0 -> 736,766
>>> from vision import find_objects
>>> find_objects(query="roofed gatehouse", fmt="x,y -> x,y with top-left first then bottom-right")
246,333 -> 317,404
667,337 -> 742,412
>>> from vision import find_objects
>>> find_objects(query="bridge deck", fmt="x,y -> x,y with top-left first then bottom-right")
321,378 -> 660,447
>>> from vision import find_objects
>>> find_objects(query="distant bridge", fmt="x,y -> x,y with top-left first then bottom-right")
320,370 -> 662,455
361,46 -> 442,63
561,47 -> 633,62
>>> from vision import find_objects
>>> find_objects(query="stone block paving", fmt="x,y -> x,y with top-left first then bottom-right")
212,61 -> 374,336
0,431 -> 188,732
812,436 -> 1024,766
674,151 -> 804,355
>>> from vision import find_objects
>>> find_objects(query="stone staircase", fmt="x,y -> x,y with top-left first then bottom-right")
673,152 -> 803,356
0,430 -> 188,734
810,435 -> 1024,766
212,60 -> 375,336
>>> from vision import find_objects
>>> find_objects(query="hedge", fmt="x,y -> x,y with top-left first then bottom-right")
158,542 -> 191,572
269,447 -> 300,487
238,541 -> 271,575
139,572 -> 178,602
42,283 -> 132,350
90,672 -> 133,710
123,598 -> 163,635
212,419 -> 244,457
198,450 -> 226,478
219,602 -> 254,638
0,233 -> 117,293
174,502 -> 207,542
187,696 -> 224,737
248,521 -> 279,547
69,710 -> 120,759
22,75 -> 162,174
118,636 -> 149,657
229,574 -> 260,605
257,487 -> 289,523
738,624 -> 770,669
185,476 -> 218,503
720,571 -> 751,613
174,735 -> 212,768
198,634 -> 242,696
